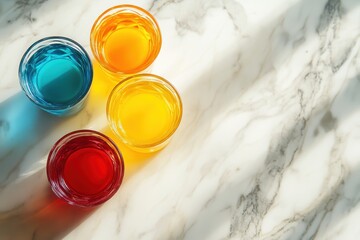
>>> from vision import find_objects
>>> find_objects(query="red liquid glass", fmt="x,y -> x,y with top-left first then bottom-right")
47,130 -> 124,207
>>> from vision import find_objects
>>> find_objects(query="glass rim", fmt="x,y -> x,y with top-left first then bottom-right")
47,129 -> 125,207
106,73 -> 183,149
90,4 -> 162,74
19,36 -> 93,111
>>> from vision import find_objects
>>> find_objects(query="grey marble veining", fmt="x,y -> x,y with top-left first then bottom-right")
0,0 -> 360,239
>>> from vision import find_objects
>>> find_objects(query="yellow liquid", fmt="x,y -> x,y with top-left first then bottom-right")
120,92 -> 171,143
117,83 -> 173,146
107,77 -> 182,151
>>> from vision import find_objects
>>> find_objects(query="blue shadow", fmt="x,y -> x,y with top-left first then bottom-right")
0,92 -> 61,186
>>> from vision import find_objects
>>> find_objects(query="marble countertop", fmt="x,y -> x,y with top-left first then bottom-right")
1,0 -> 360,239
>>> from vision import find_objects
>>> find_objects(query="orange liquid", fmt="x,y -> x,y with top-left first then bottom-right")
92,8 -> 161,74
105,27 -> 150,73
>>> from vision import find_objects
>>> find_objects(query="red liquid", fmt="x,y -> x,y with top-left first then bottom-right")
63,148 -> 114,195
47,130 -> 124,207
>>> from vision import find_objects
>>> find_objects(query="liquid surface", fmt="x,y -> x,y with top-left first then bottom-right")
94,12 -> 157,73
63,148 -> 114,195
105,28 -> 149,73
110,82 -> 175,146
37,59 -> 82,104
120,92 -> 171,143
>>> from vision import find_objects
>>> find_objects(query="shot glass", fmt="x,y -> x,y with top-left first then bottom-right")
107,74 -> 182,152
19,36 -> 93,116
90,5 -> 161,79
47,130 -> 124,207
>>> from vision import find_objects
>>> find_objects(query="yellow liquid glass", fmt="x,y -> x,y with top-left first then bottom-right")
107,74 -> 182,152
91,5 -> 161,75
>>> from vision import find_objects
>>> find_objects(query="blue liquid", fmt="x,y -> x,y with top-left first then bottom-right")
37,58 -> 83,104
20,37 -> 92,116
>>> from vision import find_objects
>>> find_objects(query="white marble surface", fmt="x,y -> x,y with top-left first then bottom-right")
0,0 -> 360,239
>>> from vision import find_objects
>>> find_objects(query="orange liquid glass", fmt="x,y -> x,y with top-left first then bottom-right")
90,5 -> 161,76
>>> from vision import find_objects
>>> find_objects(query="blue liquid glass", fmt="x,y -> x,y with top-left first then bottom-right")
19,37 -> 93,116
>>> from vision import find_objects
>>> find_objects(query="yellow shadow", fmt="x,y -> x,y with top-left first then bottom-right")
85,60 -> 118,115
90,60 -> 117,98
89,59 -> 158,178
102,126 -> 158,179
